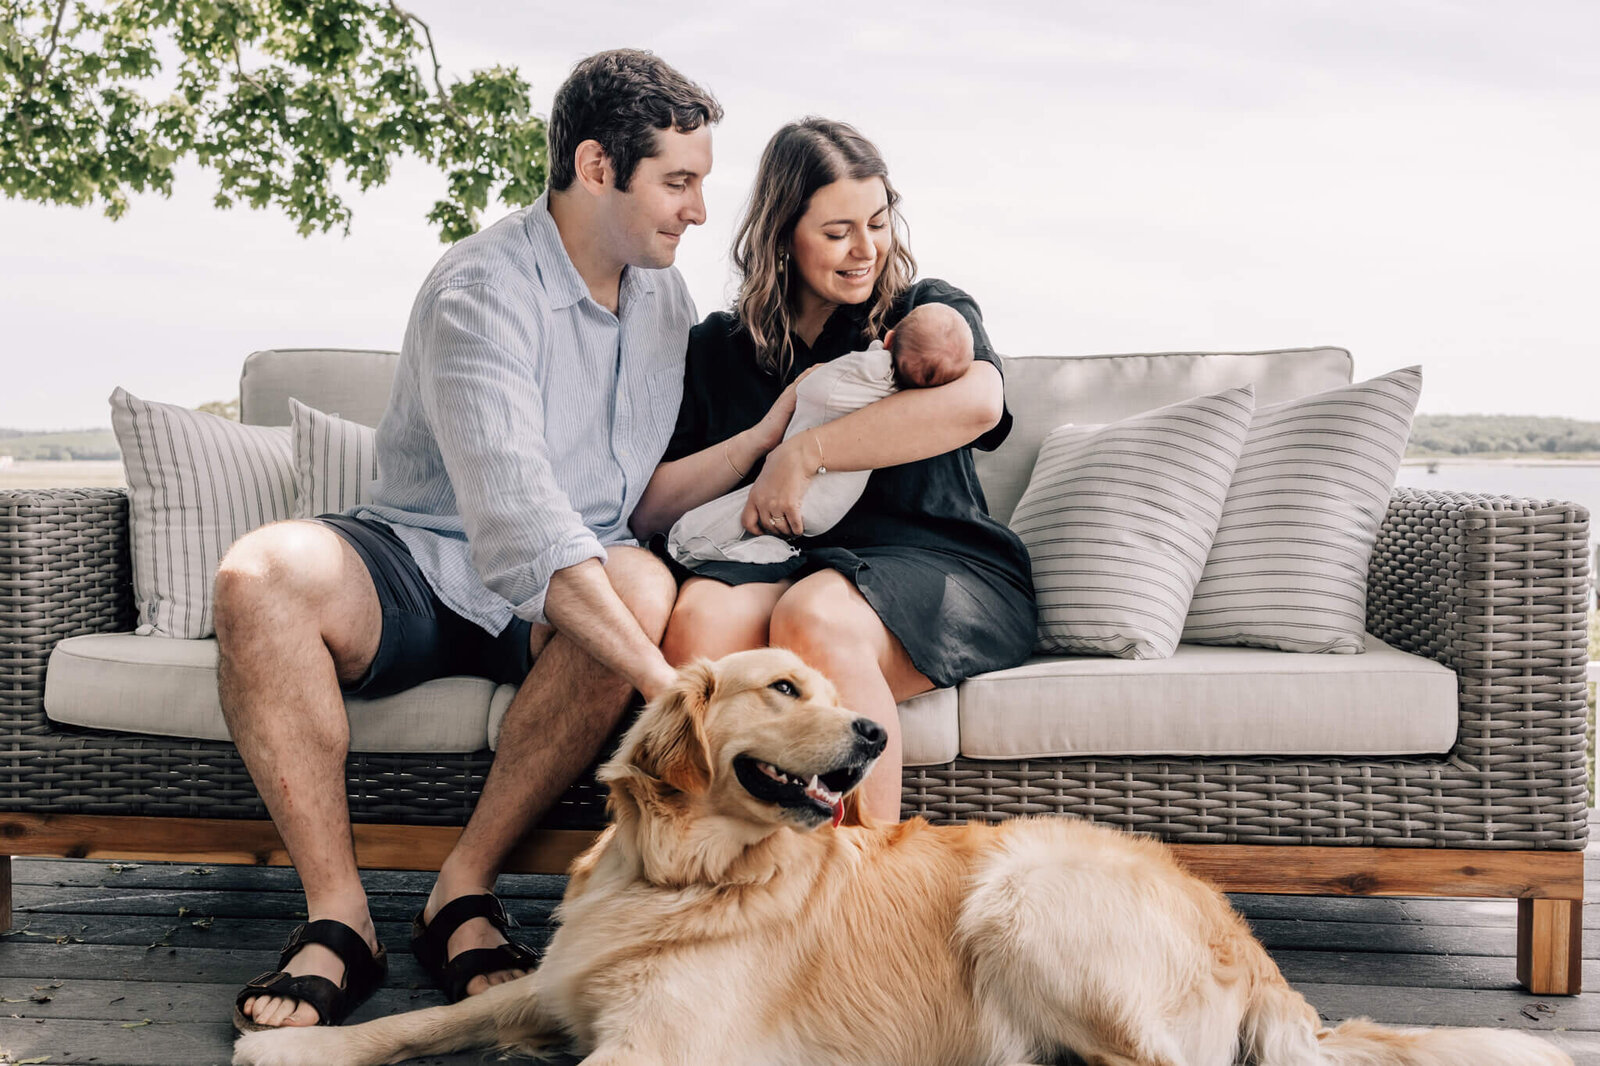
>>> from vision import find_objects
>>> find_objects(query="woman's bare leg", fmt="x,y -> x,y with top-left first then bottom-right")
660,576 -> 790,665
767,571 -> 932,821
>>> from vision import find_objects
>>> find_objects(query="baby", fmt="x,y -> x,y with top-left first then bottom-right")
668,303 -> 974,567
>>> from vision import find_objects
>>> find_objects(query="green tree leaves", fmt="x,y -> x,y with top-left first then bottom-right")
1,0 -> 547,240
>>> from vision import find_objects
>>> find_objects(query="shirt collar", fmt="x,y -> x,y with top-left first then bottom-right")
523,191 -> 656,313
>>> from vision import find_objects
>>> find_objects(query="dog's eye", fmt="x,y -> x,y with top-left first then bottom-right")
768,679 -> 799,698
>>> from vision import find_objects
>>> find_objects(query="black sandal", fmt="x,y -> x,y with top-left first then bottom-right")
232,919 -> 387,1033
410,893 -> 542,1003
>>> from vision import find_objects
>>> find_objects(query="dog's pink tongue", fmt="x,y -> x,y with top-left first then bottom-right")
832,799 -> 845,827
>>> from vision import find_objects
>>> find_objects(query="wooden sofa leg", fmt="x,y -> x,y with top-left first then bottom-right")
1,854 -> 11,933
1518,898 -> 1583,995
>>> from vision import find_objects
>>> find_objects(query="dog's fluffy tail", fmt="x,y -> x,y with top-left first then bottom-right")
1243,979 -> 1572,1066
1313,1017 -> 1572,1066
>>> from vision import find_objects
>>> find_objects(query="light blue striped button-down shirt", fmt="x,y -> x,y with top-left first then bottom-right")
352,191 -> 696,632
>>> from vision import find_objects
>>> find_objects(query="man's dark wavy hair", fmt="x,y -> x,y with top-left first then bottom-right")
548,50 -> 722,193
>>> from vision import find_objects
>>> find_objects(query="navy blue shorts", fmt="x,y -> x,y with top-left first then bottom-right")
314,513 -> 535,700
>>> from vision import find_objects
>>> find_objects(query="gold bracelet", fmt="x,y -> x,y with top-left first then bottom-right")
810,430 -> 827,475
724,442 -> 748,480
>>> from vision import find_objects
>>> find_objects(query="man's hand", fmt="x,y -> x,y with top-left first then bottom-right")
637,660 -> 680,705
542,556 -> 678,701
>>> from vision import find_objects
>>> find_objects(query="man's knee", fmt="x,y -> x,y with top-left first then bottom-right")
603,546 -> 677,640
215,522 -> 375,656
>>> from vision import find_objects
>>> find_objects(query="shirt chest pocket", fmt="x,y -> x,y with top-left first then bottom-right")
634,362 -> 686,461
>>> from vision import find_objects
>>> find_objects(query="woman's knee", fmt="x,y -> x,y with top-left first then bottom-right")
768,574 -> 883,672
661,579 -> 775,664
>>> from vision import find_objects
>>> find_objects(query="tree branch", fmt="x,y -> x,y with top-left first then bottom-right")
386,1 -> 462,120
11,0 -> 72,145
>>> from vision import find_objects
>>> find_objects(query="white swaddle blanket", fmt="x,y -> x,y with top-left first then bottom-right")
668,344 -> 898,567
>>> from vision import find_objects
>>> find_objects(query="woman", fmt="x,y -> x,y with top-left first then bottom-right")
632,118 -> 1035,822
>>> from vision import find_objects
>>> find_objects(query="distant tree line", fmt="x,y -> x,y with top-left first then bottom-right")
0,429 -> 120,460
1409,415 -> 1600,456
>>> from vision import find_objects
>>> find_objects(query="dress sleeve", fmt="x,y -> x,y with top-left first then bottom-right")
904,278 -> 1012,451
662,324 -> 712,462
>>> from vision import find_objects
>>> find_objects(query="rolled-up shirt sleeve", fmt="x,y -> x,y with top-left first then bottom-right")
416,281 -> 605,624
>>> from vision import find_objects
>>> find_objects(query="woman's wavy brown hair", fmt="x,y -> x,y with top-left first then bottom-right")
732,118 -> 917,378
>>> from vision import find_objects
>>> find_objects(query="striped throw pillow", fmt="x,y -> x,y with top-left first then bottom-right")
289,398 -> 378,519
1181,366 -> 1423,653
110,386 -> 294,639
1010,386 -> 1256,659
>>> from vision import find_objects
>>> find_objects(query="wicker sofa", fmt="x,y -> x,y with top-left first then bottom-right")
1,345 -> 1590,993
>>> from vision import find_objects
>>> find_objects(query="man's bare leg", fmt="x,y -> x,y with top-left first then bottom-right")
421,545 -> 678,995
214,521 -> 384,1028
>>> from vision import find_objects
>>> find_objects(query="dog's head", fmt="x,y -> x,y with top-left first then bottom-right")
601,648 -> 887,831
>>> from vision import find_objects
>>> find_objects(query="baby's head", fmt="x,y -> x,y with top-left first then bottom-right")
885,303 -> 974,389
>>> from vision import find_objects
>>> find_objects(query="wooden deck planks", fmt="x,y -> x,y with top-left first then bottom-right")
1,841 -> 1595,1066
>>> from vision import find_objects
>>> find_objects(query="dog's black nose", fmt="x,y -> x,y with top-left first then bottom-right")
852,717 -> 887,753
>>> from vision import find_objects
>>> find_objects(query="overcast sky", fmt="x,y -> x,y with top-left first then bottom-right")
2,0 -> 1596,429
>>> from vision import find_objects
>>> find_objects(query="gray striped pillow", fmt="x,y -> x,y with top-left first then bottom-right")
1181,366 -> 1423,653
1010,386 -> 1256,659
110,386 -> 294,639
289,398 -> 378,519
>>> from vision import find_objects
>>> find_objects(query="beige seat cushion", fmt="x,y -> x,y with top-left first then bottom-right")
486,681 -> 960,768
44,633 -> 501,753
956,634 -> 1457,758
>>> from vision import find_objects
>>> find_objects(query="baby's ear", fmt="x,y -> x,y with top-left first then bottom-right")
882,328 -> 896,351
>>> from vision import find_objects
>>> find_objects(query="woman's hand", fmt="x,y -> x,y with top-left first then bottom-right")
748,367 -> 818,453
742,436 -> 816,538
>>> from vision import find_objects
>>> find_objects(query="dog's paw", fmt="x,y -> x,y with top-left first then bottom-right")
232,1025 -> 342,1066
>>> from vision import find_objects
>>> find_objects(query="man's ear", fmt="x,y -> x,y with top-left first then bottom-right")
573,138 -> 614,195
630,660 -> 716,795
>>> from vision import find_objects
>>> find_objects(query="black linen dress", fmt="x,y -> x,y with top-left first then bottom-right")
662,278 -> 1036,688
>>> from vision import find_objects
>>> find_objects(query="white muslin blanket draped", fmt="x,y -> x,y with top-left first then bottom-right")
667,344 -> 898,566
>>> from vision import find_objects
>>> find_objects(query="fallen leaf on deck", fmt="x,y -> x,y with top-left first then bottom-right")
32,984 -> 61,992
17,1056 -> 54,1064
107,863 -> 141,874
121,1018 -> 152,1028
189,867 -> 214,876
27,993 -> 50,1004
177,907 -> 190,917
191,916 -> 215,930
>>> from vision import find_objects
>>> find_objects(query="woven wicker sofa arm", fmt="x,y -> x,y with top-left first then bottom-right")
1368,485 -> 1591,781
1,487 -> 134,736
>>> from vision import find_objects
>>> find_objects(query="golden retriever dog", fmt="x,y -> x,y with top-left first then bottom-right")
234,648 -> 1570,1066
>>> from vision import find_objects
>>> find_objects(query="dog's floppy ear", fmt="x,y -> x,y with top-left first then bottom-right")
628,659 -> 716,795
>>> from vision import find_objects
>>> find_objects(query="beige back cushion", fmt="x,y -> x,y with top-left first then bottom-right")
238,346 -> 1355,528
980,347 -> 1353,524
240,348 -> 400,427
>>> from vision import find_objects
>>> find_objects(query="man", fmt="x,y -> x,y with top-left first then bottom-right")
215,49 -> 720,1030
